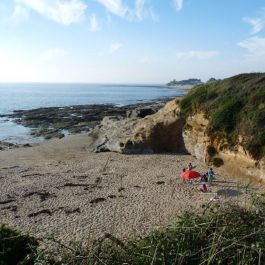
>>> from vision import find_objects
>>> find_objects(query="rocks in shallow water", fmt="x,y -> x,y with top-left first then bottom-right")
0,141 -> 18,151
3,101 -> 166,140
89,100 -> 186,154
126,107 -> 157,118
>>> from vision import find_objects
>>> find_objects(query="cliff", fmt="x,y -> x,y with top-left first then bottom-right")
89,73 -> 265,181
181,73 -> 265,180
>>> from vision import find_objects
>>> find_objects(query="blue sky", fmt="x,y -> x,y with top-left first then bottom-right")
0,0 -> 265,83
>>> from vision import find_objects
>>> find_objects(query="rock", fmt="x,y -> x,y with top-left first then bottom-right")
0,141 -> 17,151
183,113 -> 210,162
126,107 -> 156,118
89,100 -> 186,154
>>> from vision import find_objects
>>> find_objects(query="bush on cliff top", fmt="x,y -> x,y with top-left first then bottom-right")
180,73 -> 265,159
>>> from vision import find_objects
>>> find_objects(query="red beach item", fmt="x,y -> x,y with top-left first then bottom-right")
180,170 -> 201,180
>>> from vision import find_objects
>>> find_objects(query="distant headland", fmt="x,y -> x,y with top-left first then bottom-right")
167,77 -> 221,86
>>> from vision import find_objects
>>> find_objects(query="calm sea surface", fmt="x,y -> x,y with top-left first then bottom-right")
0,83 -> 186,144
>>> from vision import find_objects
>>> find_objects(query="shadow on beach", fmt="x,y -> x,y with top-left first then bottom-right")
217,189 -> 242,197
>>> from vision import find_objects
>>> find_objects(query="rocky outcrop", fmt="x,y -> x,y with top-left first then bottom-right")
88,100 -> 186,154
0,141 -> 18,151
182,113 -> 210,162
89,99 -> 265,181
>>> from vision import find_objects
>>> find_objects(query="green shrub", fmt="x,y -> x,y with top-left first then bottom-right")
0,225 -> 38,265
212,157 -> 224,167
207,145 -> 217,156
211,99 -> 244,133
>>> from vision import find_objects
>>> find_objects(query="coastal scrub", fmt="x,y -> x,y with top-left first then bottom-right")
180,73 -> 265,159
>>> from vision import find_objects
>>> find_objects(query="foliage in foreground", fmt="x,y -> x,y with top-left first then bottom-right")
34,195 -> 265,265
0,225 -> 38,265
2,195 -> 265,265
179,73 -> 265,160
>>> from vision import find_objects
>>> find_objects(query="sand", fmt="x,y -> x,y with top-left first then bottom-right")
0,134 -> 262,244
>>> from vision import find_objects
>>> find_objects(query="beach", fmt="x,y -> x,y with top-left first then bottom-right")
0,134 -> 261,244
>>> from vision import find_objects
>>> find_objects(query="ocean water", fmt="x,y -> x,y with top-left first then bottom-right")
0,83 -> 186,144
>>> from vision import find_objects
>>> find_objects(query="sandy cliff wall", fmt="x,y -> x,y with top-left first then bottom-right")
183,112 -> 265,182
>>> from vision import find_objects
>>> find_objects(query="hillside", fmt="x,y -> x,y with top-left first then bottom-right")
180,73 -> 265,160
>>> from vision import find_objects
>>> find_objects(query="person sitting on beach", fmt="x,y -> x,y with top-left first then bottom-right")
207,168 -> 215,182
200,174 -> 208,192
188,163 -> 193,171
180,168 -> 186,182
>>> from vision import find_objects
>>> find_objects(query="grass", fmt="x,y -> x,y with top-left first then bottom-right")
180,73 -> 265,160
4,194 -> 265,265
0,225 -> 38,265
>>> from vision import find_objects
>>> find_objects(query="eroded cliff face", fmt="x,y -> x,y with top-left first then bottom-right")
182,113 -> 210,162
183,113 -> 265,181
88,100 -> 186,154
89,99 -> 264,181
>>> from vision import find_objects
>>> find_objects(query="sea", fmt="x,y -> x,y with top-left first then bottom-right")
0,83 -> 187,144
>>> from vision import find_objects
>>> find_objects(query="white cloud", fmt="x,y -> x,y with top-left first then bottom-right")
132,0 -> 158,21
176,50 -> 220,60
174,0 -> 184,11
238,36 -> 265,57
97,0 -> 128,18
244,17 -> 264,34
96,0 -> 158,21
109,43 -> 122,53
243,8 -> 265,35
41,48 -> 69,61
16,0 -> 87,25
10,5 -> 29,23
88,14 -> 101,32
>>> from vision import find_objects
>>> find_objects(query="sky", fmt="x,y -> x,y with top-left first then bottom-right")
0,0 -> 265,84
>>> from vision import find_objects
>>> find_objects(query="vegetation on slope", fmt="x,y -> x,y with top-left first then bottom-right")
180,73 -> 265,159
